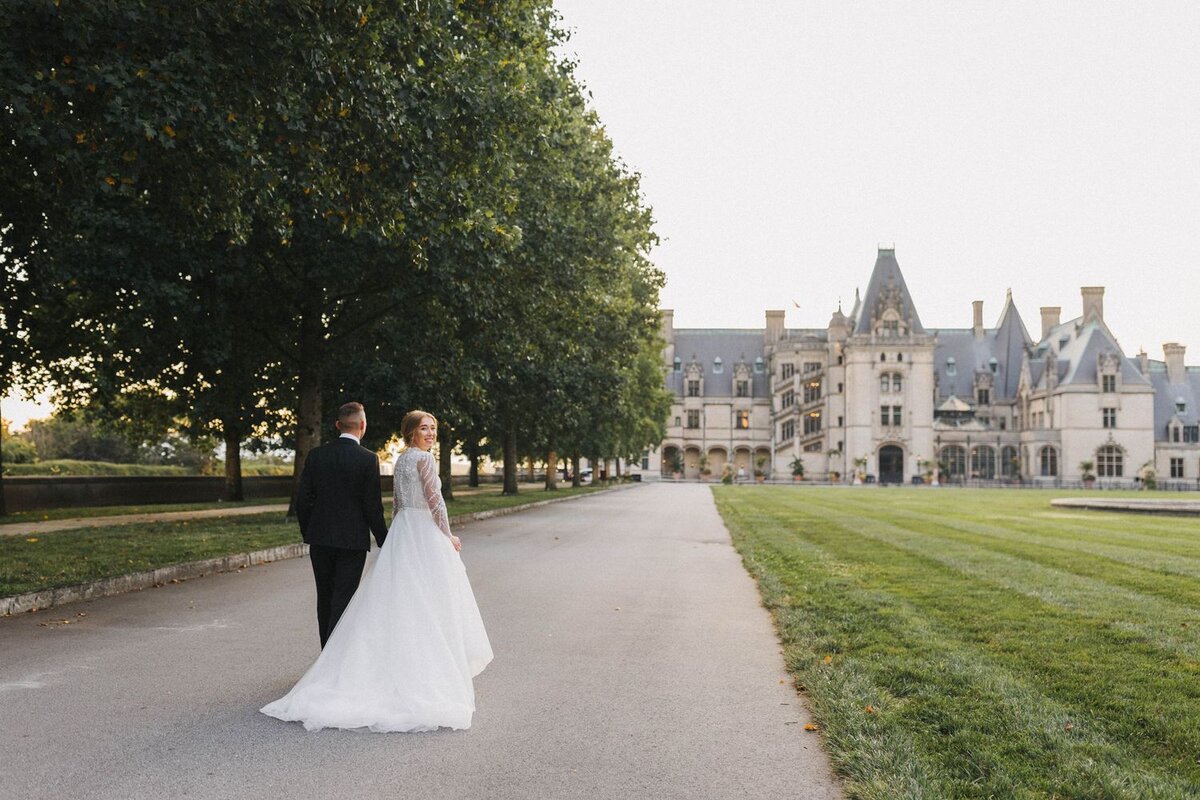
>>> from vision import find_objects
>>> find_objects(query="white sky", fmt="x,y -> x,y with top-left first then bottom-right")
554,0 -> 1200,351
6,3 -> 1200,430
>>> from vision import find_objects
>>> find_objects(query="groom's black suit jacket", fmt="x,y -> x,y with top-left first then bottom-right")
296,436 -> 388,550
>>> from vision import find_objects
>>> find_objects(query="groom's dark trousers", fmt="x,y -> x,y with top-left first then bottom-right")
295,436 -> 388,648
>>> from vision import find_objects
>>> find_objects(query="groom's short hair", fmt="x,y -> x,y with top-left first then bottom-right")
337,401 -> 365,429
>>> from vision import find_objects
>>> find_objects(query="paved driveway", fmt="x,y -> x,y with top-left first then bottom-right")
0,483 -> 841,800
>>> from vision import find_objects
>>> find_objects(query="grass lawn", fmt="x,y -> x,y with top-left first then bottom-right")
1,483 -> 611,597
712,486 -> 1200,800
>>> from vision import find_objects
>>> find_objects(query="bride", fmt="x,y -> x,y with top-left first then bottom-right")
261,410 -> 493,732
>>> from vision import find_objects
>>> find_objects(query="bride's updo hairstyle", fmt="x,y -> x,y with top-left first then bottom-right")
401,410 -> 438,446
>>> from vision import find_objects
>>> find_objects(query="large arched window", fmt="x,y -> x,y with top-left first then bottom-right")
941,445 -> 966,479
1097,445 -> 1123,477
880,374 -> 891,393
1039,446 -> 1058,477
971,446 -> 996,480
893,373 -> 902,392
1000,446 -> 1019,477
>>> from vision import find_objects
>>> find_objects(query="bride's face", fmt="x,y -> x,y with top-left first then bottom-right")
413,417 -> 437,451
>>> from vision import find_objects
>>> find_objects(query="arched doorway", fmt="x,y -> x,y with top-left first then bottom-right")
879,445 -> 904,484
661,445 -> 681,477
706,447 -> 728,479
684,446 -> 702,479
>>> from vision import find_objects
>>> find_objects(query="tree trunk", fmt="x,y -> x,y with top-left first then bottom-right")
287,311 -> 324,517
545,449 -> 558,491
439,426 -> 454,503
571,453 -> 582,488
0,398 -> 7,517
223,425 -> 244,502
615,457 -> 622,479
527,455 -> 535,482
502,430 -> 518,495
467,446 -> 480,488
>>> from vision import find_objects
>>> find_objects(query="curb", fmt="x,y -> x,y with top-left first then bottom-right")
1,482 -> 640,616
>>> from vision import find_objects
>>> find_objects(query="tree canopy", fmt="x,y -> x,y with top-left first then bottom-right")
0,1 -> 667,508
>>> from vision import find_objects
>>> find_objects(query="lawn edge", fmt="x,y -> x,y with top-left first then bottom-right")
1,482 -> 640,616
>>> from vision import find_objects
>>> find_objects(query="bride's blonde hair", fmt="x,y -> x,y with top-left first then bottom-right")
401,410 -> 438,445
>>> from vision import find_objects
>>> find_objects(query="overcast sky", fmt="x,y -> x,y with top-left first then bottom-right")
5,3 -> 1199,429
554,0 -> 1200,354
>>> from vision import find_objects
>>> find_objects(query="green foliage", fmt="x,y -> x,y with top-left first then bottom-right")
3,459 -> 190,476
789,456 -> 805,477
715,486 -> 1200,799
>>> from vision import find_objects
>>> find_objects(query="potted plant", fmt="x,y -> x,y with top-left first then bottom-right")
698,454 -> 712,481
1079,459 -> 1096,488
916,458 -> 933,485
721,464 -> 734,485
789,456 -> 805,482
1139,461 -> 1157,490
852,455 -> 869,485
669,452 -> 684,479
829,470 -> 841,483
754,456 -> 768,483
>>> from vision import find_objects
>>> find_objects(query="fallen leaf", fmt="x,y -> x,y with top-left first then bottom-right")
25,537 -> 38,543
864,705 -> 876,714
803,723 -> 819,731
823,655 -> 832,665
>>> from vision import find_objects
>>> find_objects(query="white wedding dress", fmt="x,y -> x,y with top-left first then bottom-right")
261,447 -> 493,732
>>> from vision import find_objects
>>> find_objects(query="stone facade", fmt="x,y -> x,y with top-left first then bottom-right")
658,248 -> 1193,486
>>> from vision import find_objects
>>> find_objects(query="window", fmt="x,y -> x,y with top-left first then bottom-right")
882,320 -> 899,336
1102,374 -> 1116,392
881,374 -> 891,393
837,382 -> 843,393
1097,445 -> 1123,477
736,380 -> 750,397
674,416 -> 680,427
893,374 -> 902,392
977,389 -> 990,406
897,353 -> 903,362
673,357 -> 682,372
837,355 -> 844,365
687,379 -> 700,397
971,446 -> 996,480
880,405 -> 889,426
1102,408 -> 1116,429
837,416 -> 843,427
803,362 -> 822,373
736,410 -> 750,429
1186,426 -> 1200,443
780,420 -> 795,440
686,410 -> 700,429
804,380 -> 822,404
713,357 -> 723,374
946,357 -> 956,376
781,363 -> 795,380
1173,425 -> 1181,443
754,357 -> 764,374
1039,446 -> 1058,477
892,406 -> 902,426
942,446 -> 966,478
1000,446 -> 1018,477
803,411 -> 822,435
881,405 -> 901,426
782,389 -> 795,408
989,357 -> 998,373
1170,457 -> 1184,478
1176,398 -> 1187,414
880,353 -> 887,362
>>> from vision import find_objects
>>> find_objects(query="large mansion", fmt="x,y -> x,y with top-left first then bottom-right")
659,248 -> 1200,486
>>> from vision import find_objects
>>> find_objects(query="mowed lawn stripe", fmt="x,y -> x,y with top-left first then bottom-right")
818,504 -> 1200,653
715,487 -> 1200,800
727,499 -> 1194,800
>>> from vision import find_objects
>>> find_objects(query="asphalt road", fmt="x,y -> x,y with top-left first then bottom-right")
0,483 -> 842,800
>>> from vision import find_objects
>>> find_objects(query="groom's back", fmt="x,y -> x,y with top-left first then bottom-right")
296,439 -> 386,550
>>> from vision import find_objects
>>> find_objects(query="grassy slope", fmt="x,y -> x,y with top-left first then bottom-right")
712,486 -> 1200,800
1,484 -> 608,597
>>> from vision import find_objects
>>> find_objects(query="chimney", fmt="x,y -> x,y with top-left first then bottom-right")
1137,349 -> 1149,375
660,308 -> 674,345
1040,306 -> 1061,341
1081,286 -> 1104,322
1164,342 -> 1186,384
972,300 -> 984,339
765,309 -> 785,344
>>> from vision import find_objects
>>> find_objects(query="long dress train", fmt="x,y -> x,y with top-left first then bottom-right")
260,447 -> 493,732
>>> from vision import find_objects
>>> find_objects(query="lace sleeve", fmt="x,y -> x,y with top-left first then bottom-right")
392,456 -> 401,516
416,451 -> 453,539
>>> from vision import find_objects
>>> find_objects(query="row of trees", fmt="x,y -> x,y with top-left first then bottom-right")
0,1 -> 670,514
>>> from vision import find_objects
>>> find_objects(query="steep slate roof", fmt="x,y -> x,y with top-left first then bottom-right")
1145,361 -> 1200,440
667,330 -> 769,397
853,249 -> 926,335
1031,319 -> 1149,390
992,292 -> 1033,398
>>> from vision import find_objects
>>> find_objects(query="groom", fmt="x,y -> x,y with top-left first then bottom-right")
296,401 -> 389,648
